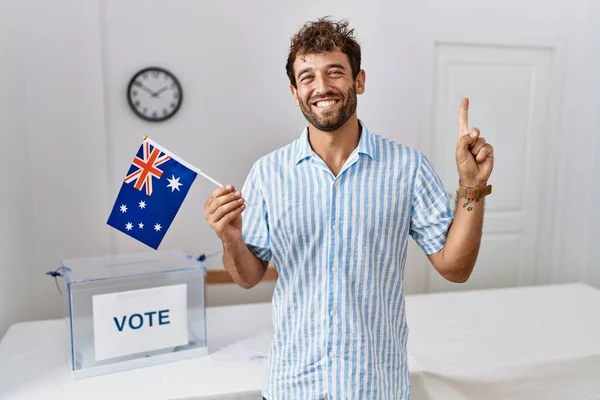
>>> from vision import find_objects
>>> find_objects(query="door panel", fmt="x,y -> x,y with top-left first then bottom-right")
428,43 -> 554,292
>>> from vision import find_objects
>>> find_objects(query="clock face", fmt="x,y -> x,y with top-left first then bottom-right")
127,67 -> 183,122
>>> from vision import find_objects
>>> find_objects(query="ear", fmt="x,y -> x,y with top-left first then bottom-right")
355,70 -> 366,95
289,84 -> 300,106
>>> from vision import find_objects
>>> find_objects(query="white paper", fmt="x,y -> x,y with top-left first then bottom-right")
212,332 -> 273,362
92,284 -> 189,361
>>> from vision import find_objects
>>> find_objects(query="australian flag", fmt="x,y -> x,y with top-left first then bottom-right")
107,137 -> 198,249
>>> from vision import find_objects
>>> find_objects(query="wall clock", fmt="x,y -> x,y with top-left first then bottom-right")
127,67 -> 183,122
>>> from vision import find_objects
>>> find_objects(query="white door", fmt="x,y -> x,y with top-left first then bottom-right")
426,43 -> 555,292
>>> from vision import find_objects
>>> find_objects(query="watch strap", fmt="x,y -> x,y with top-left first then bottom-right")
458,183 -> 492,199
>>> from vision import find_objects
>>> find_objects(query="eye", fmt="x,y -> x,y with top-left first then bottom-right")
329,70 -> 343,76
300,75 -> 314,83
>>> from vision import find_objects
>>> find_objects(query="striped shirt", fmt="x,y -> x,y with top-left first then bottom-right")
241,121 -> 453,400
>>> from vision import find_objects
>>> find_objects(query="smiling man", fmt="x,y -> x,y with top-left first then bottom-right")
204,16 -> 494,400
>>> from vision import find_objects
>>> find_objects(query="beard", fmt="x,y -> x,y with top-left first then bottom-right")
298,85 -> 357,132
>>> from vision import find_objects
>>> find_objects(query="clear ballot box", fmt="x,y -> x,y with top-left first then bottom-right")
57,249 -> 208,379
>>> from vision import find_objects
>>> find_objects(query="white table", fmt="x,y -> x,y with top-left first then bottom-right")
2,283 -> 600,399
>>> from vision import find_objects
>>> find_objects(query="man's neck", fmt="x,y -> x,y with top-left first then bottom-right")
307,116 -> 361,177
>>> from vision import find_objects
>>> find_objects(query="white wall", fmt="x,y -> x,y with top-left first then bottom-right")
0,0 -> 32,338
1,0 -> 599,338
582,0 -> 600,289
548,0 -> 600,285
1,0 -> 111,338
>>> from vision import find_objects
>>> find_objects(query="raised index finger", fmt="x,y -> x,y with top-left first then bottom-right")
458,97 -> 469,137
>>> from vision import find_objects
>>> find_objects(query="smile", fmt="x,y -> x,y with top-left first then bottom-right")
313,99 -> 340,109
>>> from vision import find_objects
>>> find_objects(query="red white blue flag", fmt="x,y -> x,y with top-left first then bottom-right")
107,137 -> 198,249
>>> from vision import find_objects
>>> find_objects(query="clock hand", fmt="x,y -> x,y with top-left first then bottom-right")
136,84 -> 155,96
152,86 -> 168,97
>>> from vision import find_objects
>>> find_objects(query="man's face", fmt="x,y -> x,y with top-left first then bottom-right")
290,50 -> 365,132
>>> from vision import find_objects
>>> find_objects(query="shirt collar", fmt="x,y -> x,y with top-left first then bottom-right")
294,119 -> 376,165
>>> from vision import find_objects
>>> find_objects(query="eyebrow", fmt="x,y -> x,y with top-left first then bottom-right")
297,63 -> 347,79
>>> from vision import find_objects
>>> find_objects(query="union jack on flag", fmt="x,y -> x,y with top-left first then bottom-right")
107,137 -> 199,249
124,141 -> 171,196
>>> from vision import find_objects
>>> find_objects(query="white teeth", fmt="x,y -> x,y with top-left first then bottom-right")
316,100 -> 337,108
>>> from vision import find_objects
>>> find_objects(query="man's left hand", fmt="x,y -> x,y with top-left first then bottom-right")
455,98 -> 494,187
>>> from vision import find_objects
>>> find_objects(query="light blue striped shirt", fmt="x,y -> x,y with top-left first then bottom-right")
241,121 -> 453,399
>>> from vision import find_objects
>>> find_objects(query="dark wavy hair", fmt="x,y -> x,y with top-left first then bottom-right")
286,16 -> 362,88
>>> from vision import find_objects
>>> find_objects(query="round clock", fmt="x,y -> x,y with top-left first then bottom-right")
127,67 -> 183,122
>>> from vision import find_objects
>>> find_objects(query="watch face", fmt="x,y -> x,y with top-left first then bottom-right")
127,67 -> 183,122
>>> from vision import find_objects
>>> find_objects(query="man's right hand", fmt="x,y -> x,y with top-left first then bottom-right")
204,184 -> 268,289
204,185 -> 246,244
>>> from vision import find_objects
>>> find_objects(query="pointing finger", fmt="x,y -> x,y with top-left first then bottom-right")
458,98 -> 469,138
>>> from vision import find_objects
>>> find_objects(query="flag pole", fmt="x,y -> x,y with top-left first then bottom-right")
197,171 -> 223,188
142,136 -> 257,210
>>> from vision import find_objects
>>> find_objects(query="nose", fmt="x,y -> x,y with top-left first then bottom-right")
314,73 -> 332,96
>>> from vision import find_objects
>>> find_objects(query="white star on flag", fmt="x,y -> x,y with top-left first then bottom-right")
120,204 -> 127,213
139,200 -> 146,209
166,175 -> 183,192
138,222 -> 144,229
125,222 -> 133,231
154,223 -> 162,232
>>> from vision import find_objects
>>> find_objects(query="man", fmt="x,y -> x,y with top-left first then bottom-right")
204,16 -> 494,400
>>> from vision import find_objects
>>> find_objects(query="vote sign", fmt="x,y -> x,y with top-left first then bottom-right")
92,284 -> 189,361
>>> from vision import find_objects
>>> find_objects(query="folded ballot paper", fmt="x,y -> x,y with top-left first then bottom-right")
211,332 -> 273,362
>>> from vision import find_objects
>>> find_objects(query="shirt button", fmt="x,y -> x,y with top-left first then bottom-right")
332,224 -> 337,230
330,351 -> 336,358
332,266 -> 337,273
331,309 -> 336,316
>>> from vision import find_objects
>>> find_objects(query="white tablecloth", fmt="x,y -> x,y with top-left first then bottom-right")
1,283 -> 600,399
406,283 -> 600,400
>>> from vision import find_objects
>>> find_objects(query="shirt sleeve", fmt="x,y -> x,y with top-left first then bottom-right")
409,153 -> 454,255
241,161 -> 272,262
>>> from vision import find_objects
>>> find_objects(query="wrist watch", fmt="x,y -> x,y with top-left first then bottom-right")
457,182 -> 492,200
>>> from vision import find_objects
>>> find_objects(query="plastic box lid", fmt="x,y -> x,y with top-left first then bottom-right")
60,249 -> 206,284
